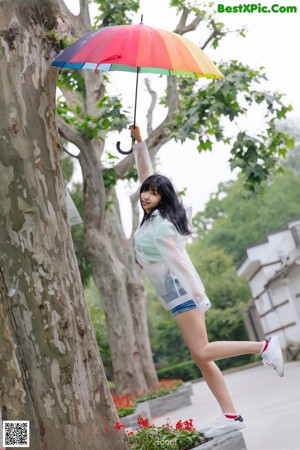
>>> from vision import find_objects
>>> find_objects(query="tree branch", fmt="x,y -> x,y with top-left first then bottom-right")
145,79 -> 157,136
57,115 -> 87,150
78,0 -> 92,32
59,86 -> 81,109
174,7 -> 203,35
201,19 -> 222,50
130,188 -> 141,239
63,146 -> 79,159
201,19 -> 245,50
56,0 -> 77,24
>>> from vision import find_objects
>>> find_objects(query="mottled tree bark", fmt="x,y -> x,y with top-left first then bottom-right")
0,1 -> 128,448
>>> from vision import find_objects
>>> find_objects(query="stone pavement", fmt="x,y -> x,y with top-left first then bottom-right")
153,361 -> 300,450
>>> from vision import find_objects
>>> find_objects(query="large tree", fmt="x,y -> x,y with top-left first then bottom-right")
0,1 -> 128,449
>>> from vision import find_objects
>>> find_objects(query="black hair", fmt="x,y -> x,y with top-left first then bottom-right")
139,174 -> 191,235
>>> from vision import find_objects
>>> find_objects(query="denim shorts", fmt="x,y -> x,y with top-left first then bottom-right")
171,299 -> 197,316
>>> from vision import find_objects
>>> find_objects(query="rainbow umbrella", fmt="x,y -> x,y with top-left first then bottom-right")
52,20 -> 223,154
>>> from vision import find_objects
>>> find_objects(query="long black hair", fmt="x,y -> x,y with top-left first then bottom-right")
140,174 -> 191,236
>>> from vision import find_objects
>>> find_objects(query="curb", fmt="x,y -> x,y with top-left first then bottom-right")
194,431 -> 247,450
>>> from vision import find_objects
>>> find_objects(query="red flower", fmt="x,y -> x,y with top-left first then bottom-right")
112,393 -> 135,410
175,420 -> 183,430
105,425 -> 109,432
114,421 -> 125,430
183,419 -> 195,431
137,415 -> 150,428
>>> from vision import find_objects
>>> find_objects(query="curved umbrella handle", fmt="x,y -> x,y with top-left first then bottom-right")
116,135 -> 136,155
116,141 -> 133,155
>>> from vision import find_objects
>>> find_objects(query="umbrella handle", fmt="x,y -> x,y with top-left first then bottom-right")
116,135 -> 136,155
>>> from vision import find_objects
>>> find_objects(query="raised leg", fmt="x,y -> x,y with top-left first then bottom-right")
174,309 -> 263,412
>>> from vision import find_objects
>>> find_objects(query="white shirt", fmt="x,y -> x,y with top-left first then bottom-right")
133,141 -> 210,311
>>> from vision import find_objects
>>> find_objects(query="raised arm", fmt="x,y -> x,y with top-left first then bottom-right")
129,125 -> 154,185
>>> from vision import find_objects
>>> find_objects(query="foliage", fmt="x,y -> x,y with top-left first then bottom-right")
94,0 -> 140,28
134,379 -> 183,403
45,29 -> 74,51
127,416 -> 206,450
57,95 -> 127,139
149,316 -> 192,366
172,60 -> 294,191
157,360 -> 201,382
187,245 -> 251,309
157,354 -> 256,381
57,71 -> 86,97
278,120 -> 300,176
192,169 -> 300,263
282,143 -> 300,176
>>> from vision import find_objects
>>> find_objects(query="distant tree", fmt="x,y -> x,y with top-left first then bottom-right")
278,120 -> 300,176
193,169 -> 300,263
187,246 -> 251,308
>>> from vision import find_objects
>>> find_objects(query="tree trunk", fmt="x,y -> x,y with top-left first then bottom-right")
79,146 -> 149,395
0,1 -> 128,448
108,199 -> 159,387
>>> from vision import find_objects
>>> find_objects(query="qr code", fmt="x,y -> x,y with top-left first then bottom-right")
3,421 -> 30,447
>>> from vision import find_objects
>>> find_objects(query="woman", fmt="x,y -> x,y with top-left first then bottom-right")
130,125 -> 284,438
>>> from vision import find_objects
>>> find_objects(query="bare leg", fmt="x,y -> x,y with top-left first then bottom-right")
175,309 -> 263,413
198,361 -> 237,413
175,309 -> 262,362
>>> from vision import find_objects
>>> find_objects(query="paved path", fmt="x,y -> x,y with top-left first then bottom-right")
153,361 -> 300,450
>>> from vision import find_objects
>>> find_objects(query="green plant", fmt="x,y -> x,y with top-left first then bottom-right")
134,379 -> 183,403
157,361 -> 201,382
126,416 -> 208,449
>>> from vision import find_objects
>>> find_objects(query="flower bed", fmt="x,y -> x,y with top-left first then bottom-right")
115,415 -> 208,450
111,416 -> 247,450
112,379 -> 184,418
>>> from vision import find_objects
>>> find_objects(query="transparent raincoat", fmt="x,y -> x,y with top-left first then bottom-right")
133,141 -> 211,311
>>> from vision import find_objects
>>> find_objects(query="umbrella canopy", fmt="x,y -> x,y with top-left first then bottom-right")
52,23 -> 222,79
52,23 -> 223,153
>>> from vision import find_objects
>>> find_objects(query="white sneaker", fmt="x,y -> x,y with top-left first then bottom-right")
204,414 -> 245,438
261,336 -> 284,377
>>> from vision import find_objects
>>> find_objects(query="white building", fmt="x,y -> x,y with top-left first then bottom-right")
237,219 -> 300,360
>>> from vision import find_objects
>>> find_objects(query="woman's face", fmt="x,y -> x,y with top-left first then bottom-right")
140,188 -> 162,214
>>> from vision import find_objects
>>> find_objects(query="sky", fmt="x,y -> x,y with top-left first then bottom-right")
64,0 -> 300,236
